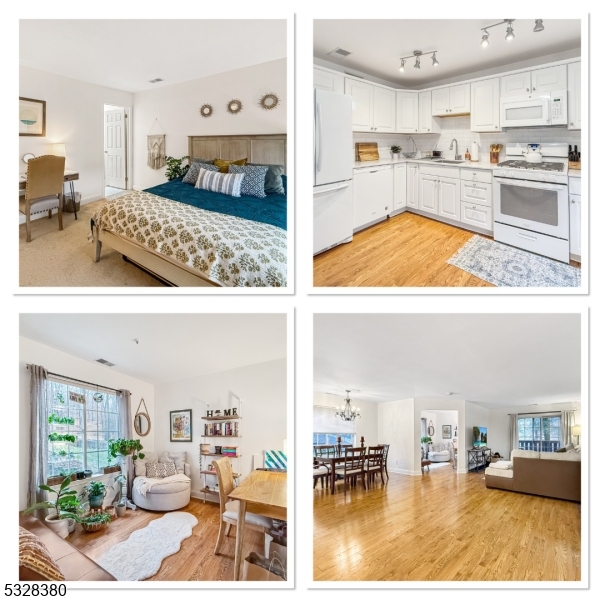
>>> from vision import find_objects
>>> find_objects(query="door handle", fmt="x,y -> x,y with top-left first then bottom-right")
314,183 -> 349,196
316,103 -> 322,173
517,232 -> 538,242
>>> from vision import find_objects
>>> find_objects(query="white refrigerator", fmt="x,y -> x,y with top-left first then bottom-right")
313,89 -> 354,255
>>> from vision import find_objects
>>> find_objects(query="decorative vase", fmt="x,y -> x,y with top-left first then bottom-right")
200,443 -> 210,455
115,504 -> 127,517
67,518 -> 76,533
89,494 -> 105,509
45,515 -> 69,539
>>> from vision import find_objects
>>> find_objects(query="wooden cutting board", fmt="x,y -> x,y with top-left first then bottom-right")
355,142 -> 379,162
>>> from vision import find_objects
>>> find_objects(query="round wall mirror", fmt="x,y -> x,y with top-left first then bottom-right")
427,421 -> 435,436
200,104 -> 213,117
227,99 -> 243,115
134,412 -> 151,437
259,93 -> 279,110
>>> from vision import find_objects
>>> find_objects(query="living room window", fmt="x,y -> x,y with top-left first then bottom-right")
517,414 -> 562,452
47,379 -> 120,476
313,405 -> 356,449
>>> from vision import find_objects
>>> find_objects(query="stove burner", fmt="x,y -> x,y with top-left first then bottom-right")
497,160 -> 564,172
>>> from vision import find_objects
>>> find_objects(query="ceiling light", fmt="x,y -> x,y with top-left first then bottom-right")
398,50 -> 437,75
399,59 -> 406,72
335,390 -> 361,421
432,53 -> 439,67
415,56 -> 420,69
480,20 -> 516,47
533,19 -> 544,33
505,23 -> 515,41
481,31 -> 489,47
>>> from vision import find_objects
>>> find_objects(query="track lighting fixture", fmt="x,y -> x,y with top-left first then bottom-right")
481,19 -> 545,46
398,59 -> 405,72
533,19 -> 544,33
432,53 -> 439,67
397,50 -> 437,74
415,55 -> 420,69
481,30 -> 489,47
505,21 -> 515,41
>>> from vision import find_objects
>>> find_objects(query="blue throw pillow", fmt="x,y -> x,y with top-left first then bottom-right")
182,162 -> 219,185
229,165 -> 269,198
248,163 -> 285,195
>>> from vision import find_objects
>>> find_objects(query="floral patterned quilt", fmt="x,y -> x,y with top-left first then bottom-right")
93,191 -> 287,287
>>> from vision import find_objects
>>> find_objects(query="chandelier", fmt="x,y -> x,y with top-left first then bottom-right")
336,390 -> 361,421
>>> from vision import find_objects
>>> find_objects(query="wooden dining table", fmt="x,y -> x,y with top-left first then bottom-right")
315,454 -> 349,495
228,469 -> 287,581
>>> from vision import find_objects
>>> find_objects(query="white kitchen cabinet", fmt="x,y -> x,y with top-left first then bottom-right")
568,62 -> 581,131
461,203 -> 493,231
407,163 -> 419,208
569,194 -> 581,259
314,67 -> 344,94
500,71 -> 531,97
531,64 -> 567,93
432,84 -> 471,116
418,173 -> 438,214
345,78 -> 373,132
396,91 -> 419,133
373,86 -> 396,132
461,180 -> 492,208
353,166 -> 393,230
393,163 -> 407,210
438,176 -> 461,221
470,78 -> 500,132
418,91 -> 441,133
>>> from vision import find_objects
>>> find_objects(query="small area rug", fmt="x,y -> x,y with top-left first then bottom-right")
428,461 -> 452,470
97,511 -> 198,581
447,235 -> 581,287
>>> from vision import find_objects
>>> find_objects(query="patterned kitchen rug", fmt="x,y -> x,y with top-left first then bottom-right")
447,235 -> 581,287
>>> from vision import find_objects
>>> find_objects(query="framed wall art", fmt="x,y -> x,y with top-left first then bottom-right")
442,425 -> 452,439
170,409 -> 192,442
19,97 -> 46,136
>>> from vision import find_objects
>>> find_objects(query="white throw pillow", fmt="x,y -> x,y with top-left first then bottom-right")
491,460 -> 512,470
134,451 -> 158,477
160,451 -> 186,474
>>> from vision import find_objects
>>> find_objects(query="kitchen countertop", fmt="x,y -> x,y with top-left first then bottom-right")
568,169 -> 582,178
353,156 -> 498,171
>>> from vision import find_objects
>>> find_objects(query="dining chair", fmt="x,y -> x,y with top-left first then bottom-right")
313,459 -> 330,489
381,443 -> 390,481
19,155 -> 65,242
314,445 -> 336,458
341,447 -> 366,496
365,446 -> 385,486
212,458 -> 274,555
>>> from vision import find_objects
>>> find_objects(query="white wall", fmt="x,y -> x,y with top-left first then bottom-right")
132,59 -> 287,190
154,358 -> 286,501
19,66 -> 133,207
378,398 -> 415,475
421,409 -> 457,446
313,392 -> 378,445
19,336 -> 155,510
488,400 -> 581,460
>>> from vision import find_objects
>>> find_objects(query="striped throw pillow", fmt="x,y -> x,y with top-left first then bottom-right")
196,168 -> 244,197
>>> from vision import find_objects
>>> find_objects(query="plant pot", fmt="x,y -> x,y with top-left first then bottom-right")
200,443 -> 210,455
88,495 -> 105,509
45,515 -> 69,539
115,505 -> 127,517
67,518 -> 76,533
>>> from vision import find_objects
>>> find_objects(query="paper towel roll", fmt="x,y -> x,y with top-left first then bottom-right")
471,141 -> 479,162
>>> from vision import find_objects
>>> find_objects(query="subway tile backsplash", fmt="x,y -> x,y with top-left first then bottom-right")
354,116 -> 582,160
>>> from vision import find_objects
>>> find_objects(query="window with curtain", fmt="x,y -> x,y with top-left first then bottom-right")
47,378 -> 120,477
312,405 -> 356,447
517,414 -> 562,452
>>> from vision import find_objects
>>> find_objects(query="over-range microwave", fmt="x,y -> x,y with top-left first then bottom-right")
500,89 -> 567,128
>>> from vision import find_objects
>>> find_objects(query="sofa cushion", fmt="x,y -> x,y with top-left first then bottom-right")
490,460 -> 512,470
135,452 -> 158,477
224,500 -> 274,529
19,527 -> 65,581
141,476 -> 191,494
146,461 -> 177,478
160,451 -> 187,474
510,449 -> 540,460
540,451 -> 581,462
485,466 -> 514,479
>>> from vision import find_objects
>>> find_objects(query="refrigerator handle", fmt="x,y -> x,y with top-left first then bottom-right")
313,183 -> 349,195
316,102 -> 322,173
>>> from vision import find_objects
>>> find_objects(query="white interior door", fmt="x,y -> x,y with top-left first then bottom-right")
104,107 -> 126,189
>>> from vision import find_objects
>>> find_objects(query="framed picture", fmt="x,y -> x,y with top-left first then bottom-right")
442,425 -> 452,439
19,97 -> 46,136
170,409 -> 192,442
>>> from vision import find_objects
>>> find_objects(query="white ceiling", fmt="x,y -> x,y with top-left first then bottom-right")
314,19 -> 581,86
20,313 -> 286,385
314,314 -> 581,409
19,20 -> 286,93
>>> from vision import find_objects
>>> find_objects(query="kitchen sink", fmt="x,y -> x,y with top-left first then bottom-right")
432,159 -> 465,164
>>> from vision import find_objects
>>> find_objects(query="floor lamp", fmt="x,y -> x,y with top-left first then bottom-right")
572,424 -> 581,446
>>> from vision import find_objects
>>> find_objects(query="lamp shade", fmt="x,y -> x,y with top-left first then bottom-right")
49,143 -> 66,157
572,425 -> 581,436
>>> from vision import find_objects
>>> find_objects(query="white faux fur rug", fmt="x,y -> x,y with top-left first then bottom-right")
427,461 -> 452,470
97,511 -> 198,581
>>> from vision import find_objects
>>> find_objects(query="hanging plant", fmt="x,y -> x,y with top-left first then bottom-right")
49,414 -> 75,425
108,439 -> 145,461
49,432 -> 76,443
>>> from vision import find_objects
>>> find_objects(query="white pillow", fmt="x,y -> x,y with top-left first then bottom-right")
134,451 -> 158,477
491,460 -> 512,470
160,451 -> 186,474
195,168 -> 244,197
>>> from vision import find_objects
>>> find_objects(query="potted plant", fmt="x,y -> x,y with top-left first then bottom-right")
23,474 -> 78,539
77,511 -> 111,533
83,481 -> 107,509
421,436 -> 433,457
164,156 -> 190,181
391,145 -> 402,158
112,473 -> 128,516
108,439 -> 145,461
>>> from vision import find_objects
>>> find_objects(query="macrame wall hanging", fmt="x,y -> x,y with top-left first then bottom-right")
147,118 -> 166,170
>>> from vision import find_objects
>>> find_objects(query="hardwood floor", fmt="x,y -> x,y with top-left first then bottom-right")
313,212 -> 581,287
313,467 -> 581,581
68,498 -> 264,581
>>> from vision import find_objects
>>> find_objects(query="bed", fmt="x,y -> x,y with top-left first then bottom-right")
92,134 -> 287,287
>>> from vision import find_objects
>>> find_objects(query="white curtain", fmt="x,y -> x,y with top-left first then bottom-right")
313,405 -> 356,434
118,389 -> 134,497
508,414 -> 519,453
28,365 -> 48,510
561,410 -> 575,447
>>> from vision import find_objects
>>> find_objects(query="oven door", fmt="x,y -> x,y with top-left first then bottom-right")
500,96 -> 550,128
493,178 -> 569,240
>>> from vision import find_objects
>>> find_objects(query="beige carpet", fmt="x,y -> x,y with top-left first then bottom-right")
19,199 -> 165,287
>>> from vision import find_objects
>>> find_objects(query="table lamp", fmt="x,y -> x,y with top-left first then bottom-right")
572,424 -> 581,445
49,143 -> 66,158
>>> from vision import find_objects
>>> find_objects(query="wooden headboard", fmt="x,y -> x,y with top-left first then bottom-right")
188,134 -> 287,174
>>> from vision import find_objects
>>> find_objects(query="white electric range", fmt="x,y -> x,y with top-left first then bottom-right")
493,143 -> 570,263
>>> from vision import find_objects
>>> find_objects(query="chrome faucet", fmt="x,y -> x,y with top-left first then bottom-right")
449,138 -> 461,161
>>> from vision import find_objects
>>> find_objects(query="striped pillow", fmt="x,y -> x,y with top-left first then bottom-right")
195,168 -> 244,197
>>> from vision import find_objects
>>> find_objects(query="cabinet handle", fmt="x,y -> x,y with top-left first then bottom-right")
570,122 -> 574,126
571,199 -> 575,203
495,126 -> 498,128
532,87 -> 536,91
526,88 -> 529,92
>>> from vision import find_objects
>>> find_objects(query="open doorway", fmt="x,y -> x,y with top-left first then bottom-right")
103,104 -> 129,198
421,409 -> 459,473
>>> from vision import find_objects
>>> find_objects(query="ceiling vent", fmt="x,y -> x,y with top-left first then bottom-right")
327,47 -> 352,59
148,78 -> 163,84
96,358 -> 115,367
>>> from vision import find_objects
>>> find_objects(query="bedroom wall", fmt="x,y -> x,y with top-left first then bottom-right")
153,358 -> 286,502
19,336 -> 155,510
131,58 -> 287,190
313,392 -> 378,445
378,398 -> 415,475
421,410 -> 458,446
19,66 -> 133,217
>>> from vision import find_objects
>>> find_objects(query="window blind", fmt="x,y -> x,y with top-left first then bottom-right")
313,405 -> 356,434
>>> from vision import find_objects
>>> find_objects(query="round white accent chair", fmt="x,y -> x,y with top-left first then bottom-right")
428,444 -> 451,463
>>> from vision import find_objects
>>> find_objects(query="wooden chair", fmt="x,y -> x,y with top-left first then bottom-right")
313,459 -> 330,489
212,458 -> 274,555
340,447 -> 366,496
19,155 -> 65,242
365,446 -> 385,486
381,443 -> 390,481
314,445 -> 336,458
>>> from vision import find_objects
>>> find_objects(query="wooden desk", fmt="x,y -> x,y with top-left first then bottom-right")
20,171 -> 80,219
228,469 -> 286,581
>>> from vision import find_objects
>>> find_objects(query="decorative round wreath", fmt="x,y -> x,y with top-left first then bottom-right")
227,99 -> 243,115
259,93 -> 280,110
200,104 -> 213,117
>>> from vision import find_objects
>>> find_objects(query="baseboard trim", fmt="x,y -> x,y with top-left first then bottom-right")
388,468 -> 421,476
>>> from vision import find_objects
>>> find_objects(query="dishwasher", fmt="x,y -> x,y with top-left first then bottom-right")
353,164 -> 393,231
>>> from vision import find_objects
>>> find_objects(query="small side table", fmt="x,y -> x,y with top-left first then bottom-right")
63,172 -> 79,220
468,448 -> 492,472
